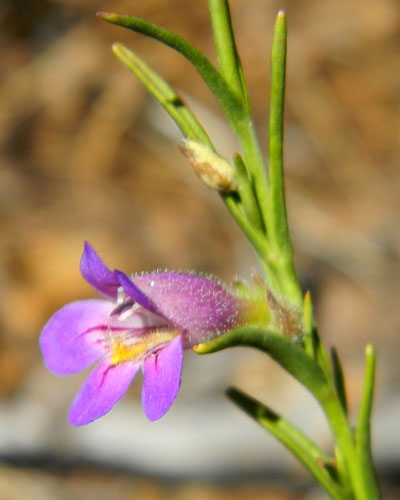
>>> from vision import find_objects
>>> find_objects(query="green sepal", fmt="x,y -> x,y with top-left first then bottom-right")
231,277 -> 266,302
231,278 -> 252,297
228,387 -> 352,500
98,12 -> 244,127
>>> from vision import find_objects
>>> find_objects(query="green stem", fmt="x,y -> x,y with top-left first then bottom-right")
319,381 -> 381,499
222,194 -> 265,249
233,153 -> 263,230
317,348 -> 380,499
320,391 -> 364,499
195,327 -> 381,499
236,119 -> 270,229
207,0 -> 270,236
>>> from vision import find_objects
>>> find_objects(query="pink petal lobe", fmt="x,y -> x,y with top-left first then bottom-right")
39,300 -> 112,375
80,242 -> 119,299
142,335 -> 183,421
68,359 -> 139,426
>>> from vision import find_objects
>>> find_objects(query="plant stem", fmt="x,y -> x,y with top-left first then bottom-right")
208,0 -> 271,235
236,118 -> 271,232
227,387 -> 352,500
320,383 -> 381,499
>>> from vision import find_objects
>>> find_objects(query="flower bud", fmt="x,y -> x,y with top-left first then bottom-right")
179,139 -> 237,192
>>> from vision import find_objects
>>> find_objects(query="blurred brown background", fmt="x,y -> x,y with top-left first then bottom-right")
0,0 -> 399,498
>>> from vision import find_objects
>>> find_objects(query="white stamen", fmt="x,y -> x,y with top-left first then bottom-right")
117,286 -> 126,304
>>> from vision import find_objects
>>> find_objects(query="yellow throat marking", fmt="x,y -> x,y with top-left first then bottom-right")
110,330 -> 179,365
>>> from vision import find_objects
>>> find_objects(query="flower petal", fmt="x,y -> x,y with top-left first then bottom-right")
80,242 -> 119,299
133,273 -> 241,346
68,359 -> 139,426
114,270 -> 161,315
142,335 -> 183,421
40,299 -> 111,375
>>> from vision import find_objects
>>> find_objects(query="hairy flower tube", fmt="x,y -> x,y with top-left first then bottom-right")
39,242 -> 266,425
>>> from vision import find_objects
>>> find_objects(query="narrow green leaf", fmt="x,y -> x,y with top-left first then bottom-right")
265,11 -> 302,306
355,345 -> 381,498
112,43 -> 213,147
228,387 -> 352,500
207,0 -> 250,109
98,12 -> 244,127
194,326 -> 329,400
330,347 -> 348,414
268,11 -> 289,249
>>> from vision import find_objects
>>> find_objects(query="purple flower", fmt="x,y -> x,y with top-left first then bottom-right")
39,242 -> 247,425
